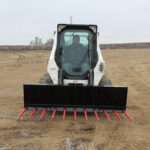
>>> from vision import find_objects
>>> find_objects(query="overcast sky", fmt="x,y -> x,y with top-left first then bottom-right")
0,0 -> 150,44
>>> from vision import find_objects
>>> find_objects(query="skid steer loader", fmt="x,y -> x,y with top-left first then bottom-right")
19,24 -> 132,121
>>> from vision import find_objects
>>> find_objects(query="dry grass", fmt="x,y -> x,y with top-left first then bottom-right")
0,49 -> 150,150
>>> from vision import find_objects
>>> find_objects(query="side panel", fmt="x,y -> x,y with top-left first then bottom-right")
24,84 -> 128,111
94,35 -> 105,85
47,32 -> 58,84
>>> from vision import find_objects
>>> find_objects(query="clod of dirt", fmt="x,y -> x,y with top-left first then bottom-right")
12,143 -> 41,150
62,137 -> 92,150
79,124 -> 96,132
66,122 -> 96,133
73,137 -> 92,143
96,143 -> 106,150
0,145 -> 11,150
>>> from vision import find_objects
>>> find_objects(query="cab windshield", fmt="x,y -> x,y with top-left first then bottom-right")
59,29 -> 94,75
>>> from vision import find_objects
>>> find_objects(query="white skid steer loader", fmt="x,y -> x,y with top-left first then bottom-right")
19,24 -> 132,122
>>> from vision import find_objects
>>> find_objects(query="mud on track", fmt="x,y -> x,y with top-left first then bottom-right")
0,49 -> 150,150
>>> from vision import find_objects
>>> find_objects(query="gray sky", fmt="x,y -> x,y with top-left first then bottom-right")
0,0 -> 150,44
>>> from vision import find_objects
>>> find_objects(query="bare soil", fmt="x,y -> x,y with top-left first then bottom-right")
0,49 -> 150,150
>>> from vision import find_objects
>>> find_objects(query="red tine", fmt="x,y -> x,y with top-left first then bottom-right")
29,108 -> 36,120
40,108 -> 48,120
113,111 -> 121,121
51,108 -> 57,120
124,110 -> 133,122
18,108 -> 27,120
62,108 -> 67,120
94,109 -> 100,121
73,108 -> 77,121
83,108 -> 88,121
103,111 -> 111,121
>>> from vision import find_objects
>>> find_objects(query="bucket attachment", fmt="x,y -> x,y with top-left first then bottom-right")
18,84 -> 133,122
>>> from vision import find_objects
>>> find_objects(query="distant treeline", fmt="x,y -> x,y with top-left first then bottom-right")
0,45 -> 50,51
0,42 -> 150,51
100,42 -> 150,49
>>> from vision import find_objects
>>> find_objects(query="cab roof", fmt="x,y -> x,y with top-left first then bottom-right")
57,24 -> 97,33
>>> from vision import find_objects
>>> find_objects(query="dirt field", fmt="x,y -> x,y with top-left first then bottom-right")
0,49 -> 150,150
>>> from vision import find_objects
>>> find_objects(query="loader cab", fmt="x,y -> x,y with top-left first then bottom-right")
55,24 -> 98,85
